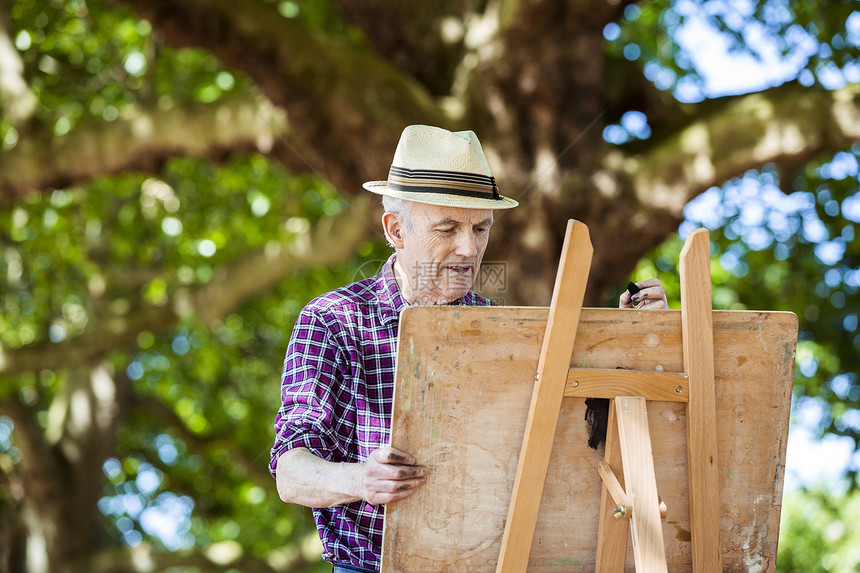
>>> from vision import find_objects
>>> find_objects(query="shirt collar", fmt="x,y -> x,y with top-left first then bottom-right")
376,254 -> 409,325
451,290 -> 478,306
376,254 -> 477,325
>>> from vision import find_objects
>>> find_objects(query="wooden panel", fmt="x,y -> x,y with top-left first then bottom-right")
381,306 -> 797,572
497,221 -> 592,572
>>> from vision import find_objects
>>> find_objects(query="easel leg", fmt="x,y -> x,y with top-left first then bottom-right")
680,229 -> 723,572
496,221 -> 593,572
615,397 -> 668,573
596,400 -> 628,572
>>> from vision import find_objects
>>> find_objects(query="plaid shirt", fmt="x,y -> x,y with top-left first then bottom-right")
270,254 -> 495,569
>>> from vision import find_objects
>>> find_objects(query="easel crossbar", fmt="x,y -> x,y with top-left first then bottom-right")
565,369 -> 689,402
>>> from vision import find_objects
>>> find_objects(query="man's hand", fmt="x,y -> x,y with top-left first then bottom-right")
276,446 -> 428,508
355,447 -> 428,505
619,278 -> 668,310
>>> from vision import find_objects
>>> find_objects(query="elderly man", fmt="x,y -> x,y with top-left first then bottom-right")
270,125 -> 666,572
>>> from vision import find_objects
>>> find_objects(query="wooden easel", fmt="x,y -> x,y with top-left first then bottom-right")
496,220 -> 721,572
381,220 -> 797,572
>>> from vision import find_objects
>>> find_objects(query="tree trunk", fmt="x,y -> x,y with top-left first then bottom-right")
2,366 -> 120,573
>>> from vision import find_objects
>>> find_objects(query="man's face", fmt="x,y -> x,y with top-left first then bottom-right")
394,203 -> 494,305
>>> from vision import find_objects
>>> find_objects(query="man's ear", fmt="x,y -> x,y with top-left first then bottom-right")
381,212 -> 405,249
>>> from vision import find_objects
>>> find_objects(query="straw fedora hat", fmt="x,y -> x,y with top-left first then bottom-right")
363,125 -> 518,209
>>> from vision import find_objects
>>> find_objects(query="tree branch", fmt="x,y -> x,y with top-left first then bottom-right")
0,198 -> 375,376
0,399 -> 47,475
0,457 -> 10,489
627,83 -> 860,213
330,0 -> 469,97
194,195 -> 377,323
131,395 -> 273,490
573,82 -> 860,302
122,0 -> 447,193
0,93 -> 291,202
0,397 -> 63,512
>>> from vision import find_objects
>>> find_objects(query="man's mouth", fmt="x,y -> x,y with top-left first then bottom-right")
446,264 -> 473,274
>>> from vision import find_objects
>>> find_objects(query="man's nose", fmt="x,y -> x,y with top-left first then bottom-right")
454,230 -> 478,257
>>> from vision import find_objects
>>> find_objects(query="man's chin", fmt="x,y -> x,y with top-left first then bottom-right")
411,286 -> 472,305
441,286 -> 472,303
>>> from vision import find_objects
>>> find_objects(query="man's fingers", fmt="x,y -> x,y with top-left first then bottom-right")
386,476 -> 427,492
365,478 -> 427,505
361,447 -> 429,504
621,279 -> 668,310
363,475 -> 427,505
632,286 -> 663,301
370,446 -> 415,465
365,462 -> 428,480
638,299 -> 668,310
365,447 -> 428,487
621,279 -> 663,308
366,475 -> 427,494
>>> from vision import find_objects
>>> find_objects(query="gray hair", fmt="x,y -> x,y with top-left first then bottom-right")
382,196 -> 415,239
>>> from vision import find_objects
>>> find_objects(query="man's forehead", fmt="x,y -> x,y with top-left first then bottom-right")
414,202 -> 494,225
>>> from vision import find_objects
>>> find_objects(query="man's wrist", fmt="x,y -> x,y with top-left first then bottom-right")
342,461 -> 365,503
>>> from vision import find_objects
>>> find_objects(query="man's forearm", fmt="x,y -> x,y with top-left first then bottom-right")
276,447 -> 362,508
276,445 -> 428,508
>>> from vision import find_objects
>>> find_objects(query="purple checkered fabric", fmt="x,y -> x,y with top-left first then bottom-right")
270,254 -> 495,569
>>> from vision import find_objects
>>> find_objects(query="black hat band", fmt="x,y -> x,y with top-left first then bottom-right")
386,166 -> 500,200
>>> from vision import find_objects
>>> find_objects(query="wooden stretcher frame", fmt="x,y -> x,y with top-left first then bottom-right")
381,221 -> 797,572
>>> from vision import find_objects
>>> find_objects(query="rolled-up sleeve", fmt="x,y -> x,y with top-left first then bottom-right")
270,306 -> 345,476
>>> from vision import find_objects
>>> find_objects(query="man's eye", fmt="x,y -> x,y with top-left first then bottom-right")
438,228 -> 455,234
474,227 -> 488,234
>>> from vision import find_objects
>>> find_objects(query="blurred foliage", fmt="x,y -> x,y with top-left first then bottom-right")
0,150 -> 390,569
0,154 -> 351,352
0,0 -> 859,570
1,0 -> 252,147
778,484 -> 860,572
260,0 -> 365,41
1,2 -> 390,567
623,152 -> 860,486
607,0 -> 860,494
608,0 -> 859,103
